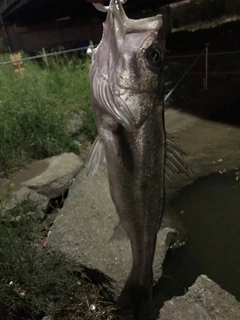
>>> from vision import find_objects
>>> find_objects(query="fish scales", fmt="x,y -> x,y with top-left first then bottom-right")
87,0 -> 188,319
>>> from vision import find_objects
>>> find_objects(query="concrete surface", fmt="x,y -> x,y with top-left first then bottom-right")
49,166 -> 175,299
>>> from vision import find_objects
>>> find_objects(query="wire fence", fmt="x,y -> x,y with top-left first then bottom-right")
0,44 -> 240,66
164,45 -> 240,101
0,45 -> 96,66
0,43 -> 239,102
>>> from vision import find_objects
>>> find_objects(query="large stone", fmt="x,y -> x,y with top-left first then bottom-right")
22,153 -> 83,199
49,166 -> 175,298
2,186 -> 48,220
159,275 -> 240,320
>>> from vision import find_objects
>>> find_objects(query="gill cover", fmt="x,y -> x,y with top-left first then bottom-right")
90,0 -> 163,132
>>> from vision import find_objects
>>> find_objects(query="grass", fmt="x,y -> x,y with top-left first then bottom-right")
0,52 -> 117,319
0,53 -> 96,177
0,189 -> 117,320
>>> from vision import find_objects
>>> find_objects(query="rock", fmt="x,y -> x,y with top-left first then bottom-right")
49,166 -> 175,299
22,153 -> 83,199
159,275 -> 240,320
3,186 -> 48,220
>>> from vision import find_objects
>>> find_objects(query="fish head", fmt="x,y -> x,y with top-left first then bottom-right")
90,0 -> 165,132
112,24 -> 165,129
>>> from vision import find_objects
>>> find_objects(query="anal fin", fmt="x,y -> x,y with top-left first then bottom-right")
110,222 -> 127,241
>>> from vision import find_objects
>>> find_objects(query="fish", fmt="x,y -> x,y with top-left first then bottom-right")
87,0 -> 189,319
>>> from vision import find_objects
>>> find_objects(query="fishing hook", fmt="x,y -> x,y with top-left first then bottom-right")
92,0 -> 128,12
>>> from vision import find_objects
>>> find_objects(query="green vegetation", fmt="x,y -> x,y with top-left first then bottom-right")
0,53 -> 116,319
0,189 -> 116,320
0,53 -> 96,177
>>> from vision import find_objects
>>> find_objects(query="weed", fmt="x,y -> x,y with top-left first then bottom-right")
0,54 -> 97,176
0,192 -> 116,320
81,102 -> 98,141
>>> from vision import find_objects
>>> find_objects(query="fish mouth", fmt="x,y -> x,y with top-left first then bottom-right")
108,1 -> 163,131
90,0 -> 163,132
93,0 -> 128,12
111,0 -> 162,33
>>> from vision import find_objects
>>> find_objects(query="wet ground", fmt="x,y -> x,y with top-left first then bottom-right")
0,160 -> 49,192
155,170 -> 240,308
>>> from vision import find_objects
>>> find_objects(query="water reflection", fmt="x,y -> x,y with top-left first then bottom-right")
154,170 -> 240,309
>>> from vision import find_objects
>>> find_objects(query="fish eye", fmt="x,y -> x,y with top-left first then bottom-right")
145,47 -> 162,70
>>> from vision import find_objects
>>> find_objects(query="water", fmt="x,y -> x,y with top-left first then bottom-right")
155,170 -> 240,307
0,160 -> 49,192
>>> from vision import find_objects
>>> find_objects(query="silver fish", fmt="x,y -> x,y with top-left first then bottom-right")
87,1 -> 189,319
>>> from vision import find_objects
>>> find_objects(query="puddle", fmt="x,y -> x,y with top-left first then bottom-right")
0,160 -> 49,192
155,170 -> 240,306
